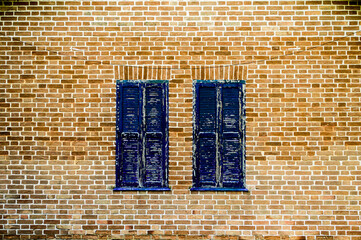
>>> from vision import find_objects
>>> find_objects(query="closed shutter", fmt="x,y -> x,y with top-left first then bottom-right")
194,82 -> 218,187
116,82 -> 142,187
116,81 -> 169,190
143,82 -> 168,188
193,81 -> 246,191
220,83 -> 242,188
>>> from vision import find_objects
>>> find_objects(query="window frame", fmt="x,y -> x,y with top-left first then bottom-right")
191,80 -> 247,191
114,80 -> 170,191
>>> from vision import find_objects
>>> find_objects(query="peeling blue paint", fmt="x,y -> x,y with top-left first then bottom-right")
192,80 -> 247,191
115,80 -> 169,191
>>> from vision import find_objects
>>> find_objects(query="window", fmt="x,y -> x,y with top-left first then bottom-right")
114,80 -> 170,191
191,80 -> 247,191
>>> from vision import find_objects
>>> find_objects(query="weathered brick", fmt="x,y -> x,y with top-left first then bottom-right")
1,0 -> 361,239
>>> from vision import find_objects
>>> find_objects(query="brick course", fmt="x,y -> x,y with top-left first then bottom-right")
1,0 -> 361,239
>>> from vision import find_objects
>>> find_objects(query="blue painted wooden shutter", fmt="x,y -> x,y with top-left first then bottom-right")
220,83 -> 242,188
194,82 -> 218,187
116,81 -> 168,189
116,81 -> 142,187
143,82 -> 168,188
193,81 -> 245,190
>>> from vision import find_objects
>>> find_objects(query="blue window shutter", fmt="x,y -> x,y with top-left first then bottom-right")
116,80 -> 169,190
240,83 -> 246,186
220,83 -> 242,188
143,82 -> 168,188
116,81 -> 142,187
194,82 -> 218,188
192,81 -> 246,191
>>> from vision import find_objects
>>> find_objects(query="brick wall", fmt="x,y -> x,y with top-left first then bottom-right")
1,0 -> 361,239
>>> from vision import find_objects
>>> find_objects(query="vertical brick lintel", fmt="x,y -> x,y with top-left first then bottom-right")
115,66 -> 171,81
114,65 -> 247,81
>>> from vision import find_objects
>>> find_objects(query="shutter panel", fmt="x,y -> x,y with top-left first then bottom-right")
143,82 -> 168,188
194,83 -> 218,187
220,83 -> 242,188
117,82 -> 141,187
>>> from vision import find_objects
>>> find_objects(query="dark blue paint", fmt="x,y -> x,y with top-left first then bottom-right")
197,83 -> 218,187
113,187 -> 171,191
118,84 -> 142,188
240,84 -> 246,183
122,86 -> 141,132
121,134 -> 140,187
190,187 -> 248,192
115,80 -> 169,191
192,80 -> 247,191
220,83 -> 242,188
198,136 -> 217,186
199,86 -> 217,132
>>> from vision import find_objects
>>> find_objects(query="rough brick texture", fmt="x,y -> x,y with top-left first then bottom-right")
1,0 -> 361,239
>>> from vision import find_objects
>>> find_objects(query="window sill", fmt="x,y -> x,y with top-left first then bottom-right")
190,187 -> 248,192
113,187 -> 171,191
